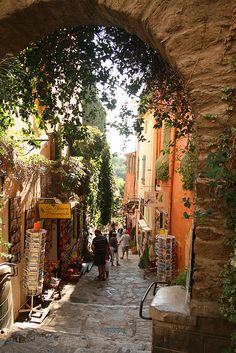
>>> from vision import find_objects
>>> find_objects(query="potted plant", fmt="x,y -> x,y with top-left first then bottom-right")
130,240 -> 138,254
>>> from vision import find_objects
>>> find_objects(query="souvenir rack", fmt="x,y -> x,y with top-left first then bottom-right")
156,234 -> 176,283
21,229 -> 47,318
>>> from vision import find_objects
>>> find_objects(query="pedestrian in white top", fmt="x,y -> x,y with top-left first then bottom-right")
118,230 -> 130,260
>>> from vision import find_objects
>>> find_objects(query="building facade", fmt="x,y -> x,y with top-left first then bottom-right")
124,110 -> 194,275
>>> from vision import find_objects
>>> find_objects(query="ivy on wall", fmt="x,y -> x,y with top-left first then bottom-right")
198,125 -> 236,351
179,140 -> 197,191
199,74 -> 236,350
60,125 -> 114,227
156,161 -> 169,181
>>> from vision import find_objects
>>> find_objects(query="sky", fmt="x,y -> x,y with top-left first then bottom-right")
105,87 -> 137,155
107,125 -> 136,155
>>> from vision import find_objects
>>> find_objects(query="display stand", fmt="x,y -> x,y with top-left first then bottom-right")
20,228 -> 49,322
156,234 -> 176,283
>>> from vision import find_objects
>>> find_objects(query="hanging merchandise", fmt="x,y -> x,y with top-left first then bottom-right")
156,234 -> 176,283
58,215 -> 81,281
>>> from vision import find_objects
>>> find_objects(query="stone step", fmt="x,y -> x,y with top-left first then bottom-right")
74,347 -> 152,353
72,339 -> 152,353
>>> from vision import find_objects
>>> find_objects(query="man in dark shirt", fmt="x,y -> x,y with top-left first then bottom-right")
91,229 -> 110,280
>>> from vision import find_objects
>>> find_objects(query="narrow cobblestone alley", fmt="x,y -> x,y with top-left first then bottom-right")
0,255 -> 157,353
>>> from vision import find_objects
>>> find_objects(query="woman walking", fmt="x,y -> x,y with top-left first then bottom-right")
109,232 -> 120,266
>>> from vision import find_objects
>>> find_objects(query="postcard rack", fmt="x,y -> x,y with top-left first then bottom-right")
21,229 -> 47,319
156,234 -> 176,283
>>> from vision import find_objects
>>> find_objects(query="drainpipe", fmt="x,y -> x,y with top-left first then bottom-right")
168,128 -> 176,235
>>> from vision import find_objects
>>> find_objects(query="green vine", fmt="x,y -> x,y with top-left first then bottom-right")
60,156 -> 85,196
156,161 -> 169,181
179,141 -> 197,190
138,72 -> 193,140
0,185 -> 12,259
221,87 -> 236,116
232,55 -> 236,71
200,123 -> 236,348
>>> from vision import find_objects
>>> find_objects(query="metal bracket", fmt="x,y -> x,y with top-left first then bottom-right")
139,281 -> 169,320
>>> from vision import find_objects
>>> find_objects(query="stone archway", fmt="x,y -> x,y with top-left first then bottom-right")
1,0 -> 235,350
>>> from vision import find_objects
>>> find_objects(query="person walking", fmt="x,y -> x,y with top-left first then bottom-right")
116,226 -> 123,241
109,231 -> 120,266
91,229 -> 110,280
108,221 -> 116,241
118,229 -> 130,260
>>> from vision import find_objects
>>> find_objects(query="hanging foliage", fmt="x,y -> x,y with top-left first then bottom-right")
0,26 -> 163,143
138,73 -> 194,140
0,25 -> 193,146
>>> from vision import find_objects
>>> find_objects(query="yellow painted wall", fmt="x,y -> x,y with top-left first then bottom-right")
136,112 -> 157,235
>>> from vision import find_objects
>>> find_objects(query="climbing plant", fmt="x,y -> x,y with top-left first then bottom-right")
179,140 -> 197,190
214,127 -> 236,321
156,161 -> 169,181
199,122 -> 236,350
0,189 -> 12,259
62,125 -> 114,225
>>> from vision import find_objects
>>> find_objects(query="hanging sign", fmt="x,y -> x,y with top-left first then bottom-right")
144,191 -> 166,208
39,203 -> 71,219
156,191 -> 166,208
144,191 -> 157,204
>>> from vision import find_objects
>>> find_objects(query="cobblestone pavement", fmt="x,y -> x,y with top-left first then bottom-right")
0,254 -> 157,353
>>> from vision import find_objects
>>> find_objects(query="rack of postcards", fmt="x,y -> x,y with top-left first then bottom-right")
23,228 -> 47,297
156,234 -> 176,283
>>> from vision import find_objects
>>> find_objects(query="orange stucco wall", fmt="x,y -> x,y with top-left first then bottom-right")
123,173 -> 136,204
145,123 -> 194,273
170,137 -> 194,272
123,152 -> 136,204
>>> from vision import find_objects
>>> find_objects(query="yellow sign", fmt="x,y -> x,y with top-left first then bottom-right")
39,203 -> 71,219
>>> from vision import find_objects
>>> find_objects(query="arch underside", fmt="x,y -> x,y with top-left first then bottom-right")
0,0 -> 236,305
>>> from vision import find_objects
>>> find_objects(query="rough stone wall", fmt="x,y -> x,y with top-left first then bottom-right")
0,0 -> 235,308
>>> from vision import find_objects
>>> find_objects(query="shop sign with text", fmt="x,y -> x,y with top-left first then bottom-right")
39,203 -> 71,219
